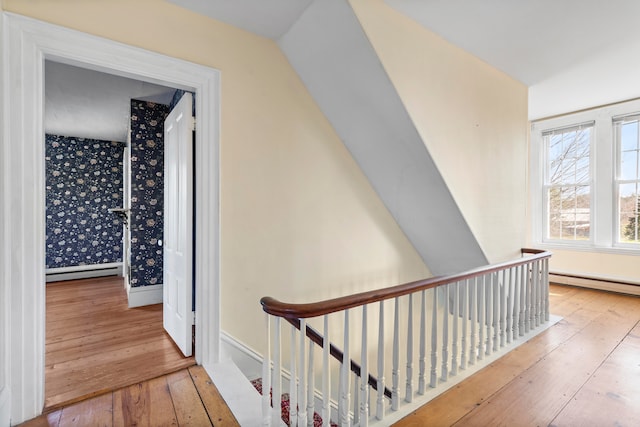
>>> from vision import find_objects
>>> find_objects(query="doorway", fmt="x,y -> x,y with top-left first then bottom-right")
2,13 -> 221,422
43,61 -> 195,408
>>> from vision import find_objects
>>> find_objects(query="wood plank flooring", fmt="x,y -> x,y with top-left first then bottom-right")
19,366 -> 239,427
394,284 -> 640,426
20,283 -> 640,426
45,276 -> 195,410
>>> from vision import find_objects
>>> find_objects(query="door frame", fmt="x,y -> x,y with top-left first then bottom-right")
1,13 -> 221,423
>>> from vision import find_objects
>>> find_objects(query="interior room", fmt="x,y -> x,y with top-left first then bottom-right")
2,0 -> 640,426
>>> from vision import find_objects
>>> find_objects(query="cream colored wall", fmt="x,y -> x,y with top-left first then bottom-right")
549,249 -> 640,284
351,0 -> 529,264
3,0 -> 430,351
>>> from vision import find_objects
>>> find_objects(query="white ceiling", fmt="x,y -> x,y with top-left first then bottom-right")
169,0 -> 640,86
45,61 -> 176,142
166,0 -> 312,39
385,0 -> 640,86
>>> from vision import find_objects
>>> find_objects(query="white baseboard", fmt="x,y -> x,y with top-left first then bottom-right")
220,331 -> 340,421
220,331 -> 263,380
550,272 -> 640,296
205,359 -> 286,427
126,283 -> 163,307
0,386 -> 9,427
46,263 -> 123,282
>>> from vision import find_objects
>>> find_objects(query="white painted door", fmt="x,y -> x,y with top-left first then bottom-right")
163,92 -> 194,357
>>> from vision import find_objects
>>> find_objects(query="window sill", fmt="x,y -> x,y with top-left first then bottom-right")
534,241 -> 640,256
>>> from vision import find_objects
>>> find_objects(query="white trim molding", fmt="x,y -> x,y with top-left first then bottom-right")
220,331 -> 264,380
550,271 -> 640,296
1,12 -> 221,424
530,98 -> 640,254
46,262 -> 123,282
0,5 -> 10,426
127,283 -> 164,308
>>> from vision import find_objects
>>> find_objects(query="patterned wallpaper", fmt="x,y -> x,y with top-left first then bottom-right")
45,135 -> 125,269
129,99 -> 169,287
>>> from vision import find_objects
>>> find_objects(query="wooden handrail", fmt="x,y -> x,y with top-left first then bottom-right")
261,248 -> 552,319
287,318 -> 392,399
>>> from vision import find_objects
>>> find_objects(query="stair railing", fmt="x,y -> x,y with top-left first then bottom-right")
260,248 -> 551,426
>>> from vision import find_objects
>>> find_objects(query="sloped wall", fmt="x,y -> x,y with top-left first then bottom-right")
279,0 -> 488,275
351,0 -> 529,264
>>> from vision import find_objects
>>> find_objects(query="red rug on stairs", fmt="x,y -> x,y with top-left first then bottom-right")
251,378 -> 338,427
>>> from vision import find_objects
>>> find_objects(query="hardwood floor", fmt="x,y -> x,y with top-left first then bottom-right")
45,276 -> 195,410
19,366 -> 239,427
394,283 -> 640,426
21,283 -> 640,426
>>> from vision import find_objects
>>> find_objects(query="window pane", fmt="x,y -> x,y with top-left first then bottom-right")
621,149 -> 639,180
547,185 -> 590,240
621,120 -> 639,152
547,126 -> 591,186
619,184 -> 639,243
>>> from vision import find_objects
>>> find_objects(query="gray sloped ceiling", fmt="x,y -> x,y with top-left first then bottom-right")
278,0 -> 487,275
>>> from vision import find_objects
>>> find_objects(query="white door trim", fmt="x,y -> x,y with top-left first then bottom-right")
1,12 -> 221,424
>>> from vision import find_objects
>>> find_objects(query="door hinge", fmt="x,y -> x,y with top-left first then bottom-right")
192,311 -> 196,326
191,117 -> 196,131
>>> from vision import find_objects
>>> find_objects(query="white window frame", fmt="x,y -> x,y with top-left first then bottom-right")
613,113 -> 640,248
531,98 -> 640,254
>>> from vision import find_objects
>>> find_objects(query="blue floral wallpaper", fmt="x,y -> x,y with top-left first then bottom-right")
45,135 -> 125,269
129,99 -> 169,287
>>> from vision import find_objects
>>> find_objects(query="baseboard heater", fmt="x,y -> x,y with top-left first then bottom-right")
550,271 -> 640,296
46,262 -> 123,283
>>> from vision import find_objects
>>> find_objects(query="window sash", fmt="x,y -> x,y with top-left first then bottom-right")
542,123 -> 593,243
614,116 -> 640,246
531,98 -> 640,253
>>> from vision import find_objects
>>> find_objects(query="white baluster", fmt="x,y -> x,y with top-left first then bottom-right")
451,282 -> 459,377
513,265 -> 521,339
543,257 -> 550,322
506,268 -> 513,345
290,324 -> 298,425
418,290 -> 426,394
537,259 -> 543,326
430,288 -> 438,388
485,274 -> 492,356
461,280 -> 468,370
323,315 -> 331,426
376,301 -> 385,420
392,297 -> 400,409
493,272 -> 499,352
273,317 -> 282,424
262,313 -> 271,426
405,293 -> 413,402
531,260 -> 540,329
298,319 -> 307,426
478,275 -> 485,360
308,340 -> 315,427
441,285 -> 449,382
360,305 -> 369,427
500,270 -> 506,348
530,261 -> 536,330
353,376 -> 360,426
521,262 -> 527,335
469,277 -> 477,365
339,310 -> 351,427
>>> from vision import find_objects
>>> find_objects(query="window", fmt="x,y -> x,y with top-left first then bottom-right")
543,123 -> 592,241
615,115 -> 640,243
531,99 -> 640,253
